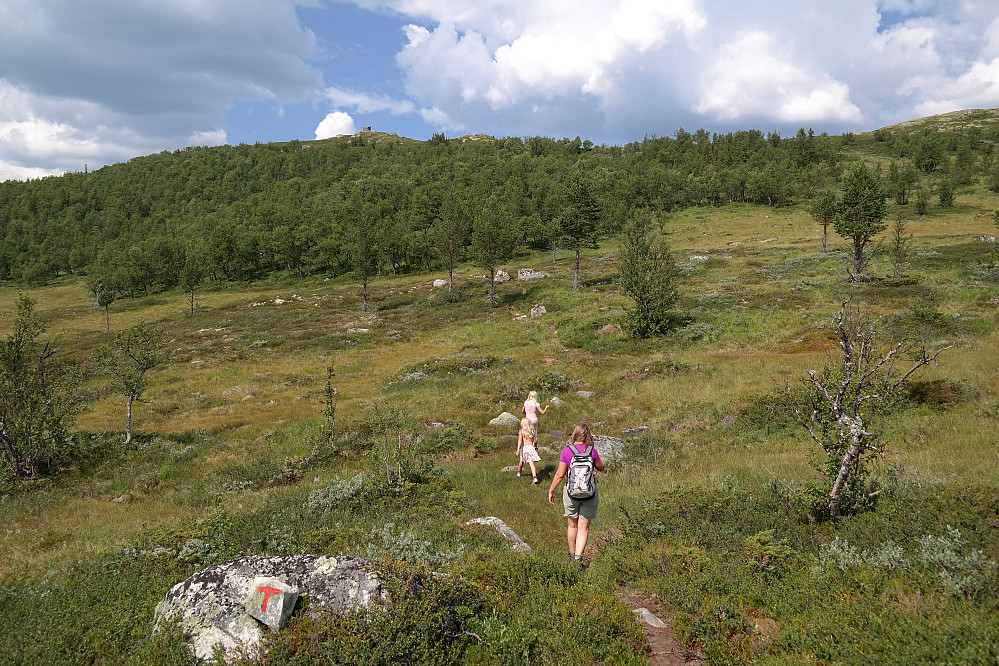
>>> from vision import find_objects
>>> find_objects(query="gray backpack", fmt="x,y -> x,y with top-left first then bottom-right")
566,444 -> 596,500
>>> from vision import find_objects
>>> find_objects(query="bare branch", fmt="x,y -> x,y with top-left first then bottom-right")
888,343 -> 954,394
806,370 -> 839,411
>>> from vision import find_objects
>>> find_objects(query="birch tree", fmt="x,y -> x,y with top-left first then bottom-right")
471,195 -> 518,305
834,163 -> 889,282
0,294 -> 83,479
98,323 -> 167,445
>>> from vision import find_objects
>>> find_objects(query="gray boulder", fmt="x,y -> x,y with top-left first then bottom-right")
593,434 -> 627,461
154,554 -> 382,661
464,517 -> 532,553
530,304 -> 547,318
489,412 -> 521,427
432,279 -> 449,288
517,268 -> 550,281
495,270 -> 511,283
634,607 -> 668,628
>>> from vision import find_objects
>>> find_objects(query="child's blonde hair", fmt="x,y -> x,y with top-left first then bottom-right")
520,417 -> 535,439
527,390 -> 539,402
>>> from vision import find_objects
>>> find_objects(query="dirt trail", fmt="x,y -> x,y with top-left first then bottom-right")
578,537 -> 702,664
616,585 -> 705,666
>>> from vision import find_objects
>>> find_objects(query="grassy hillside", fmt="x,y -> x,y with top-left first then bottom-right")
2,133 -> 999,663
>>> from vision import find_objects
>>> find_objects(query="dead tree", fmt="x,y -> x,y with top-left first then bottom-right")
321,363 -> 338,449
801,302 -> 951,519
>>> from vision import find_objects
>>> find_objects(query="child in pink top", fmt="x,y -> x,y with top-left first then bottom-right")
516,417 -> 541,484
523,390 -> 549,438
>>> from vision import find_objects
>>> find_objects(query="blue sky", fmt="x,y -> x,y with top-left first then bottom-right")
3,0 -> 999,181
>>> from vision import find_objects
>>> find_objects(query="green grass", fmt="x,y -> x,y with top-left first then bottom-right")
1,195 -> 998,664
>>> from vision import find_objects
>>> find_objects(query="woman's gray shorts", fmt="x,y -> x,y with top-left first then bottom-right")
563,485 -> 599,521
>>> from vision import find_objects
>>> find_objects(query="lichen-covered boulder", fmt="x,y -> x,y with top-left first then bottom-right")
593,434 -> 627,461
464,517 -> 532,553
517,268 -> 550,281
489,412 -> 521,427
154,554 -> 382,661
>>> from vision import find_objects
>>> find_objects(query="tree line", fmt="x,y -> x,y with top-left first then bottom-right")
0,123 -> 994,300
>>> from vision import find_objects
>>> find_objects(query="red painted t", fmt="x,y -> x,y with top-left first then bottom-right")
258,586 -> 281,612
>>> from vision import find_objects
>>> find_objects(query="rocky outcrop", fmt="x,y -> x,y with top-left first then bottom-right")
154,554 -> 382,661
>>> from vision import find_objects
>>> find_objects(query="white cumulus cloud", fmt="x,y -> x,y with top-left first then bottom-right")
696,31 -> 862,123
392,0 -> 707,137
315,111 -> 357,138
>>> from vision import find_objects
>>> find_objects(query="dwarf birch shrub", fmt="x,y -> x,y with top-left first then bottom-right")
918,526 -> 996,598
0,294 -> 84,481
814,536 -> 908,571
361,522 -> 465,568
306,473 -> 364,515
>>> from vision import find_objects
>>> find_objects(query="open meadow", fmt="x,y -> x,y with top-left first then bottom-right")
1,187 -> 998,664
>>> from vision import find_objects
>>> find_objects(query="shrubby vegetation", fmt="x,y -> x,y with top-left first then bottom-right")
609,484 -> 999,664
0,294 -> 84,480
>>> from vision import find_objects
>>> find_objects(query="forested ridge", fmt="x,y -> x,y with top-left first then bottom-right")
1,113 -> 996,294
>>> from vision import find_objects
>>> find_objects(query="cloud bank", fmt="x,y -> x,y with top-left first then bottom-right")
5,0 -> 999,180
364,0 -> 999,140
0,0 -> 323,180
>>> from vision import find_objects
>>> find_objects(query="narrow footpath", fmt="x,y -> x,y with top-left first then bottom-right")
616,585 -> 705,666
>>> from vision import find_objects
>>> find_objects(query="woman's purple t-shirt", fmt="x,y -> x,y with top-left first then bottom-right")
559,442 -> 601,467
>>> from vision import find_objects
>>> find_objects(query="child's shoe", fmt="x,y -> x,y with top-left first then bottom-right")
532,477 -> 539,484
516,471 -> 521,477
